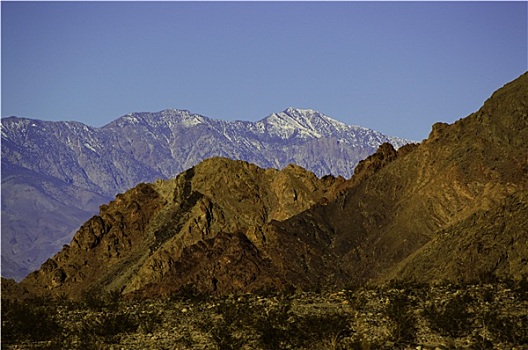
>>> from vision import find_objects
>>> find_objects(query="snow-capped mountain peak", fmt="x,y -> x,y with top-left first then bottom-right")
261,109 -> 322,139
255,108 -> 409,150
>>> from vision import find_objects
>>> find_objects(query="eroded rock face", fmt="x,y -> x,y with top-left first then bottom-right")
23,183 -> 166,297
21,158 -> 346,299
348,142 -> 418,186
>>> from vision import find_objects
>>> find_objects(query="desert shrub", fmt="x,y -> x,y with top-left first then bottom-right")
81,311 -> 139,342
423,291 -> 474,338
296,312 -> 353,349
346,288 -> 370,311
169,284 -> 209,303
205,319 -> 245,350
80,289 -> 120,311
385,292 -> 417,345
1,298 -> 63,343
136,310 -> 163,334
483,310 -> 528,345
253,285 -> 278,298
199,297 -> 250,350
253,284 -> 296,299
253,298 -> 294,349
201,295 -> 298,349
514,277 -> 528,301
480,287 -> 495,304
470,334 -> 494,350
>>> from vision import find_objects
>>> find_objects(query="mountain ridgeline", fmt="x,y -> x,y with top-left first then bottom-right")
14,72 -> 528,299
1,108 -> 410,280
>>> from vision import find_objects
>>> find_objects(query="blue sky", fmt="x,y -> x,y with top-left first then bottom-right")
2,1 -> 527,141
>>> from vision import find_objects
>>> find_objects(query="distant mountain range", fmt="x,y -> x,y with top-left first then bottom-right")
1,107 -> 411,280
13,72 -> 528,300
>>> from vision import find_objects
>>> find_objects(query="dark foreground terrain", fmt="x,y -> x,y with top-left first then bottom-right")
3,281 -> 528,349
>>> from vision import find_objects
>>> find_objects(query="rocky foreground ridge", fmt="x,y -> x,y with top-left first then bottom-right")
11,72 -> 528,301
1,107 -> 410,280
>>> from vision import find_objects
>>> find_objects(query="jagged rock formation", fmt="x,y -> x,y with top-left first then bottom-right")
1,108 -> 411,280
14,72 -> 528,299
20,159 -> 347,298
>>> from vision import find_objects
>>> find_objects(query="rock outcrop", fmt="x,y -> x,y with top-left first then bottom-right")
20,158 -> 346,298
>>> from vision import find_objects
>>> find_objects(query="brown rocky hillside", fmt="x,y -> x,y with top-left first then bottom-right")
14,72 -> 528,300
268,71 -> 528,286
18,158 -> 347,299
